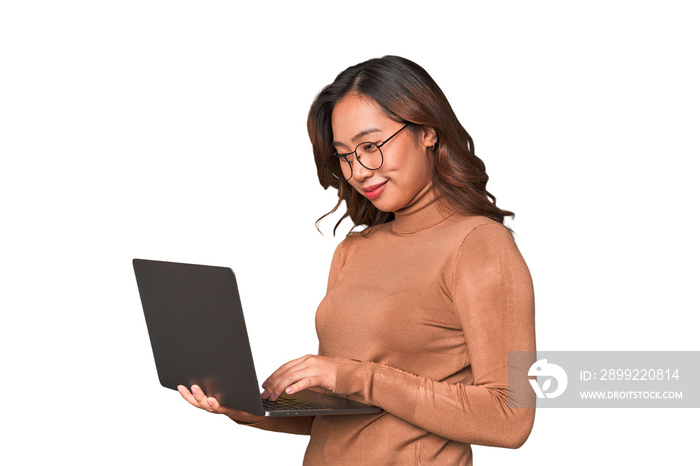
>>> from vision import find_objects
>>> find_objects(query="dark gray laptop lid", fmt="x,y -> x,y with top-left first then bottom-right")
133,258 -> 265,416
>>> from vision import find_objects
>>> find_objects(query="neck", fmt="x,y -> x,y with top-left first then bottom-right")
392,182 -> 456,234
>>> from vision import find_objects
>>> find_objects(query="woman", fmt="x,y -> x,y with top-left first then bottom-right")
178,55 -> 536,465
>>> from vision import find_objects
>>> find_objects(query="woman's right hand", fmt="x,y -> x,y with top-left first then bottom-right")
177,384 -> 267,424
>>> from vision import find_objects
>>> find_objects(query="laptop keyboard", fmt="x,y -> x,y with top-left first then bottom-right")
262,396 -> 329,411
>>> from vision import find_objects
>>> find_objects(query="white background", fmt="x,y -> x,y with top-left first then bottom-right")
1,1 -> 698,464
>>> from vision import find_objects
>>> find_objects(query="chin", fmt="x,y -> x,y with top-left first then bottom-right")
369,197 -> 403,213
370,204 -> 393,213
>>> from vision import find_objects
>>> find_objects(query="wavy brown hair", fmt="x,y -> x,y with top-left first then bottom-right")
308,55 -> 513,235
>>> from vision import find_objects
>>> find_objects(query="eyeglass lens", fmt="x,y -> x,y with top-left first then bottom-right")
334,142 -> 383,180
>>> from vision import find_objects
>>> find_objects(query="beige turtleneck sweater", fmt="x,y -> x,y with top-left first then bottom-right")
244,186 -> 536,465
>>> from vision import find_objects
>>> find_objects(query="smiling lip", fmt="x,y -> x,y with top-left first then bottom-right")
363,180 -> 388,200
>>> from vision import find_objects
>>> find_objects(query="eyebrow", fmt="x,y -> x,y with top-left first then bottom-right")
332,127 -> 382,148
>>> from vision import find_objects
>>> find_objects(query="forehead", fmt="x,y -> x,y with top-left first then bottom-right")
331,94 -> 391,144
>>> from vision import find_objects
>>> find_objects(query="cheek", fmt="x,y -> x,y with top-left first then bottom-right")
393,152 -> 432,186
347,178 -> 363,192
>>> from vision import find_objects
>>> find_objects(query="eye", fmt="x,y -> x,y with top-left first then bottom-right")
337,153 -> 353,166
359,142 -> 380,155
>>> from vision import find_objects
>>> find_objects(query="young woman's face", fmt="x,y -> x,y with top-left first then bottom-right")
331,94 -> 436,213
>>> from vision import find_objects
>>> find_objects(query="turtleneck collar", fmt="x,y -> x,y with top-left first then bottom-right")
391,182 -> 457,235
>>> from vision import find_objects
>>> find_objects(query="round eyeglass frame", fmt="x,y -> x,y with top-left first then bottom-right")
325,123 -> 411,181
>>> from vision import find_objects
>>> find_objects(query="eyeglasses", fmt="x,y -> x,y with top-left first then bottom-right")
325,123 -> 411,181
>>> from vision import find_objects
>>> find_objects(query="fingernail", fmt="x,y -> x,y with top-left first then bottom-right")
207,398 -> 214,407
192,386 -> 198,395
286,387 -> 293,394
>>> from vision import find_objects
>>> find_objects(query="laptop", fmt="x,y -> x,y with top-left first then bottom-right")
133,258 -> 380,417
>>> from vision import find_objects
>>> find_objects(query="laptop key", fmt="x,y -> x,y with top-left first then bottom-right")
262,396 -> 328,411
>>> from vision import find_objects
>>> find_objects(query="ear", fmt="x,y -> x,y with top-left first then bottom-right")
419,126 -> 438,148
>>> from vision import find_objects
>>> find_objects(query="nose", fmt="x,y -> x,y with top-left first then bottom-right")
351,155 -> 373,182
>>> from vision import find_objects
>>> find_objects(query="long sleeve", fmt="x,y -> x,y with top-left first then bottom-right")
330,223 -> 536,448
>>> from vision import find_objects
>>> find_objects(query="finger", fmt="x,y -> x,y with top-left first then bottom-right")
206,395 -> 222,410
190,384 -> 215,412
267,367 -> 320,401
265,356 -> 335,400
204,395 -> 230,414
262,359 -> 309,397
204,396 -> 252,419
178,384 -> 233,416
177,385 -> 201,408
263,365 -> 307,399
283,376 -> 318,396
262,355 -> 311,389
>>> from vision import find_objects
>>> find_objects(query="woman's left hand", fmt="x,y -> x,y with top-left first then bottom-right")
261,354 -> 337,401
